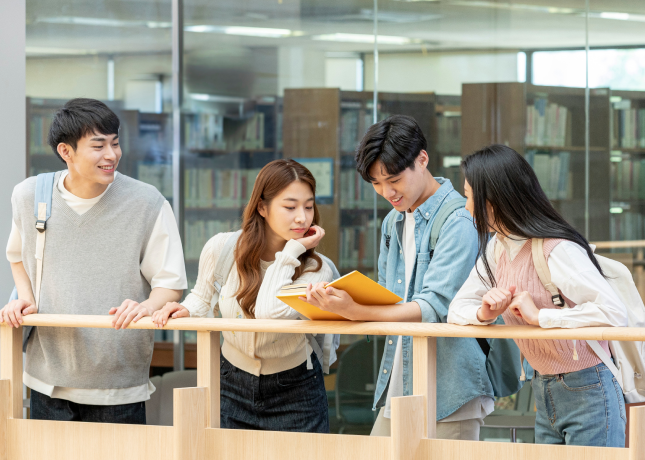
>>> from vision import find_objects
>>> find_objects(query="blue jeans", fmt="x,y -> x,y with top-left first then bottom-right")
220,354 -> 329,433
30,389 -> 146,424
532,363 -> 626,447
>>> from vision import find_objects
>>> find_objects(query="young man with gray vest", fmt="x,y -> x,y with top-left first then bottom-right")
0,98 -> 187,424
301,115 -> 495,440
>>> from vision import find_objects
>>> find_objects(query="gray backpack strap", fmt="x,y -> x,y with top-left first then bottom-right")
212,230 -> 242,306
306,253 -> 341,373
430,197 -> 467,250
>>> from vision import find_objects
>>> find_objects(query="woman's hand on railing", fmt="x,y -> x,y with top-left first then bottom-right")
508,291 -> 540,326
476,286 -> 516,322
152,302 -> 190,328
0,299 -> 37,328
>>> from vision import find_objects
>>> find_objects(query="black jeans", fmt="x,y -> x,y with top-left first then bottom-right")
30,389 -> 146,424
220,354 -> 329,433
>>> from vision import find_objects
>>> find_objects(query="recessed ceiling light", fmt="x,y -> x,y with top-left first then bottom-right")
36,16 -> 171,28
185,25 -> 298,38
26,46 -> 98,55
312,33 -> 417,45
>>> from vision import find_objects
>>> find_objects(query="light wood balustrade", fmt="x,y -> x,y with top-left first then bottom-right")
1,315 -> 644,460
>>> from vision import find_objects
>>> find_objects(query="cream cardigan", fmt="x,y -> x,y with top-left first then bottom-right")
182,232 -> 333,376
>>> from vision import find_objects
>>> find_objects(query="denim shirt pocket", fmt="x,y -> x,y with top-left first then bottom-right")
414,252 -> 432,294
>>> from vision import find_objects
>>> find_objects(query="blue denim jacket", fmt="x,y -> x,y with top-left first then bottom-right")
373,178 -> 494,419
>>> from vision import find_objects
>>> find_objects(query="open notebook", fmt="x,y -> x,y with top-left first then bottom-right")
277,270 -> 402,321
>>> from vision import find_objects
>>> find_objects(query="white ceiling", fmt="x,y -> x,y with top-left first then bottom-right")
25,0 -> 645,57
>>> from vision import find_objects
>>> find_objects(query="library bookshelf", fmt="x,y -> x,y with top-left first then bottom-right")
609,91 -> 645,242
461,83 -> 612,242
2,316 -> 644,460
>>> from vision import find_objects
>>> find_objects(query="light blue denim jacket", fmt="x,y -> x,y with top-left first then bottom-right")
373,178 -> 494,419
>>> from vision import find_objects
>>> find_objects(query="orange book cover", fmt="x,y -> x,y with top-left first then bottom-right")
277,271 -> 402,321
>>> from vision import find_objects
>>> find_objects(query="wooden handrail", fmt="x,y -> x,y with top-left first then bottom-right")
592,240 -> 645,249
10,314 -> 645,341
3,314 -> 645,460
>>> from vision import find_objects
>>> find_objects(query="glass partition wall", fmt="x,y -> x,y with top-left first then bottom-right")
24,0 -> 645,436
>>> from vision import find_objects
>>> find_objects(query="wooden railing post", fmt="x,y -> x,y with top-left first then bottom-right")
197,331 -> 220,428
0,325 -> 22,419
412,336 -> 437,439
629,405 -> 645,460
174,387 -> 207,460
391,395 -> 425,460
0,380 -> 10,460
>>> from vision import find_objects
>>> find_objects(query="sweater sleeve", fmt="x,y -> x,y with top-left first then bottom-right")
447,236 -> 498,326
254,240 -> 334,320
181,232 -> 232,318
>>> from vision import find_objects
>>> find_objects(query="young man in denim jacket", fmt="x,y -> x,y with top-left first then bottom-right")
301,115 -> 494,440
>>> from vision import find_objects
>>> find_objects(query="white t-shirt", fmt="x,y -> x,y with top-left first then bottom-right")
6,170 -> 188,405
384,211 -> 494,421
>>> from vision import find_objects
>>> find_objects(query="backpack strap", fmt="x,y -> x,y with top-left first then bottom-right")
212,230 -> 242,306
33,172 -> 57,310
430,197 -> 467,251
531,238 -> 583,361
530,239 -> 565,307
20,172 -> 57,352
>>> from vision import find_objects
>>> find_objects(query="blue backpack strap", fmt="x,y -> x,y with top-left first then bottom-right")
429,197 -> 467,251
34,172 -> 57,230
19,171 -> 58,352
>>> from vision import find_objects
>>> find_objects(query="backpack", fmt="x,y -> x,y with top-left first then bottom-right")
530,238 -> 645,404
211,230 -> 341,374
385,198 -> 525,398
8,172 -> 58,352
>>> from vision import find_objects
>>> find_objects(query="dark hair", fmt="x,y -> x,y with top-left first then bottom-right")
354,114 -> 427,182
462,144 -> 604,287
47,98 -> 120,163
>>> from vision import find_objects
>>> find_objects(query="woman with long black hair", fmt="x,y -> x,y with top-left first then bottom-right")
448,144 -> 628,447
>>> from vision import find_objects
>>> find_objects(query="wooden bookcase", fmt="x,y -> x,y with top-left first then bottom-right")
461,83 -> 612,241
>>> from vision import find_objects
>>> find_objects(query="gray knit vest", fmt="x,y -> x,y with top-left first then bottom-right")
13,172 -> 164,389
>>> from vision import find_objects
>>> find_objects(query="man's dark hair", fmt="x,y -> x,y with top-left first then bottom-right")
354,114 -> 428,182
47,98 -> 120,163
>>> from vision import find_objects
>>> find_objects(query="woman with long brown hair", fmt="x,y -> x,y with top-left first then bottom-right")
152,159 -> 332,432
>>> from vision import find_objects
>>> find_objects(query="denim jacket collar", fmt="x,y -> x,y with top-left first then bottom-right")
393,177 -> 454,225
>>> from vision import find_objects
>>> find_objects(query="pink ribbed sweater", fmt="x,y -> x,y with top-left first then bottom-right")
497,238 -> 610,375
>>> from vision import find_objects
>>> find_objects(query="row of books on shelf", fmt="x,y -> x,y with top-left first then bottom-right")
435,116 -> 461,154
612,106 -> 645,149
184,168 -> 261,209
526,150 -> 573,201
138,163 -> 173,199
185,112 -> 266,151
610,211 -> 645,242
340,109 -> 390,153
339,170 -> 390,210
185,113 -> 225,150
29,114 -> 54,155
338,219 -> 381,270
525,98 -> 572,147
184,219 -> 238,260
610,157 -> 645,201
